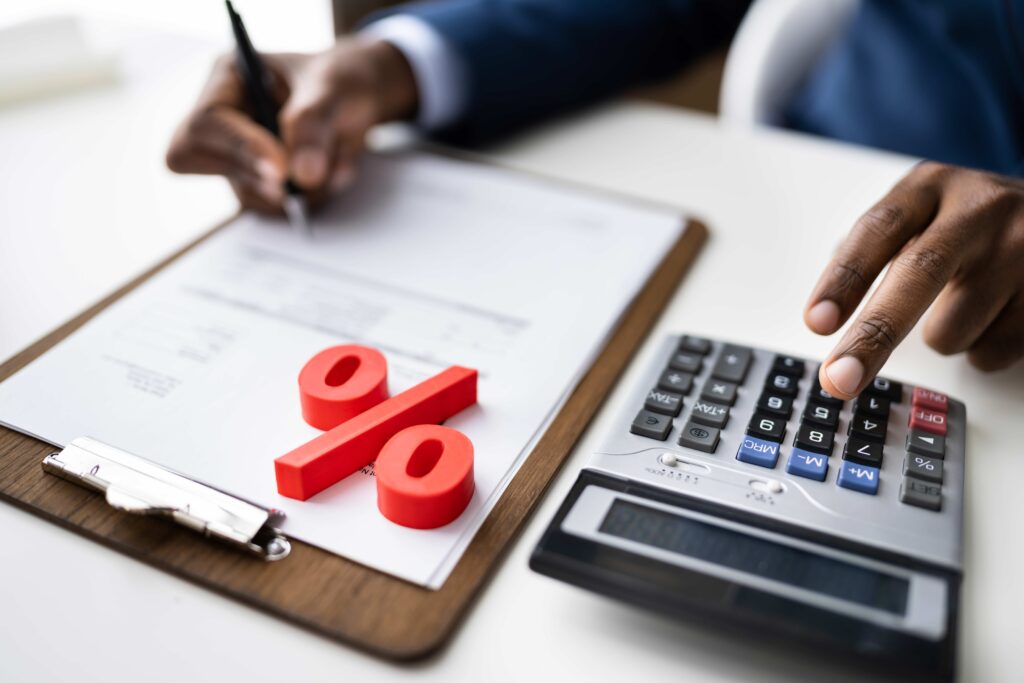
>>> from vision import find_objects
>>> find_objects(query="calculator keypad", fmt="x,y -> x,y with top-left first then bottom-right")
602,335 -> 964,573
623,336 -> 962,514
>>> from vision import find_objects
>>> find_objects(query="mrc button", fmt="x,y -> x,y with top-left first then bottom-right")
736,436 -> 781,469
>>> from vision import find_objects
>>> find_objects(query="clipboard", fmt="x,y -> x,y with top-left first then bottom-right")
0,188 -> 706,660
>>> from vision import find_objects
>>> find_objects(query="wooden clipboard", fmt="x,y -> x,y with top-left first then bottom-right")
0,198 -> 706,660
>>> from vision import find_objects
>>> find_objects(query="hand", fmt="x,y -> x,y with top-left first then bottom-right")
804,162 -> 1024,399
166,39 -> 417,212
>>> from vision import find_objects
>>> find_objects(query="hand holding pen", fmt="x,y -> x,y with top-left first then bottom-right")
166,1 -> 419,229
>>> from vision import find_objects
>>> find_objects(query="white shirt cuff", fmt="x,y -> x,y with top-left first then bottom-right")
361,14 -> 467,131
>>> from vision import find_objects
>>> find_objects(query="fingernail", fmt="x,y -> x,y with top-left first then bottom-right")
256,159 -> 283,187
824,356 -> 864,396
258,177 -> 284,204
806,300 -> 841,334
291,148 -> 327,187
329,165 -> 355,192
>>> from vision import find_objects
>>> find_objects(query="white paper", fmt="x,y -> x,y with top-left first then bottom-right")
0,151 -> 683,587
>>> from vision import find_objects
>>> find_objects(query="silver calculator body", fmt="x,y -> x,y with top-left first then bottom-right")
531,336 -> 964,682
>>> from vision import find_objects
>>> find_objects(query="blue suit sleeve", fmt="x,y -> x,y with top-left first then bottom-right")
392,0 -> 750,144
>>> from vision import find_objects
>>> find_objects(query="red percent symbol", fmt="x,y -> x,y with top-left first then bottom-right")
274,344 -> 478,529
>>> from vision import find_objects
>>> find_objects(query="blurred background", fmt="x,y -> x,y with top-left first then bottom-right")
0,0 -> 727,363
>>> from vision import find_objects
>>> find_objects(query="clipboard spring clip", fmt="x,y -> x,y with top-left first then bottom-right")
42,437 -> 291,561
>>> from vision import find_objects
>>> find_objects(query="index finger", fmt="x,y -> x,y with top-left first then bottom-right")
803,164 -> 943,335
818,225 -> 965,399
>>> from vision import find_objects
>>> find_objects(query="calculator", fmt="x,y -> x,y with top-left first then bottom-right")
531,335 -> 964,682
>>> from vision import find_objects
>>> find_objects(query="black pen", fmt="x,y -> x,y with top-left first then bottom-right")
225,0 -> 311,236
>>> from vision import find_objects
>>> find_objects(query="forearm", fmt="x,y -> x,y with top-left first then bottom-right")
367,0 -> 751,144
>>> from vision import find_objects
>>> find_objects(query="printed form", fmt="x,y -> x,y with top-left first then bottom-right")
0,152 -> 684,587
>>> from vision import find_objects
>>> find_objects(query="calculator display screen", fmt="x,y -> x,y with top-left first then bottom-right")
599,500 -> 909,614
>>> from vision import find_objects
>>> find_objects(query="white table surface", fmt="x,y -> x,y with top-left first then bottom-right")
2,16 -> 1023,683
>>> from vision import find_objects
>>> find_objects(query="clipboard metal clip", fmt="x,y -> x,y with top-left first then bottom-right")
42,437 -> 291,561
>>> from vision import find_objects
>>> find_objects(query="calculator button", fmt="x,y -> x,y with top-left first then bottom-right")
843,437 -> 883,467
658,369 -> 693,395
912,387 -> 949,413
678,420 -> 720,453
849,412 -> 887,442
765,372 -> 799,396
756,391 -> 792,419
854,394 -> 890,418
906,430 -> 945,459
711,344 -> 753,384
838,461 -> 880,495
864,376 -> 903,403
630,410 -> 672,441
909,408 -> 947,436
736,436 -> 781,469
669,352 -> 703,374
644,388 -> 683,416
810,373 -> 844,408
700,380 -> 738,406
904,454 -> 943,484
690,399 -> 730,428
794,423 -> 834,455
747,414 -> 786,442
802,401 -> 839,430
772,354 -> 805,377
679,335 -> 712,356
900,477 -> 942,511
786,448 -> 829,481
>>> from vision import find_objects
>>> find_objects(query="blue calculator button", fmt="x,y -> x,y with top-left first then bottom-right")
736,436 -> 781,469
837,461 -> 880,495
786,448 -> 829,481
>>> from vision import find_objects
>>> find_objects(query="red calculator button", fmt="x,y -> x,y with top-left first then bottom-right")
909,408 -> 947,436
912,387 -> 949,413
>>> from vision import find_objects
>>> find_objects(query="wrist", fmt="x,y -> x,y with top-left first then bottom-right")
364,39 -> 419,122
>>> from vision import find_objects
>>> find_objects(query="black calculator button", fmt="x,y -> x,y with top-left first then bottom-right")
900,477 -> 942,511
658,369 -> 693,395
843,437 -> 883,467
711,344 -> 753,384
756,391 -> 792,419
679,335 -> 712,356
644,388 -> 683,417
854,394 -> 890,418
849,412 -> 887,442
864,376 -> 903,403
747,414 -> 786,442
794,423 -> 834,455
668,352 -> 703,374
678,420 -> 720,453
811,372 -> 845,408
772,354 -> 805,377
904,453 -> 943,483
765,372 -> 799,396
802,401 -> 839,430
630,410 -> 672,441
906,429 -> 945,459
700,379 -> 738,406
690,399 -> 729,428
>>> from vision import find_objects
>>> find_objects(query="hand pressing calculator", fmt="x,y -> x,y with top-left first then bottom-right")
531,335 -> 964,682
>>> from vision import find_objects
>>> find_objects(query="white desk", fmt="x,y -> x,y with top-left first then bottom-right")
2,20 -> 1023,683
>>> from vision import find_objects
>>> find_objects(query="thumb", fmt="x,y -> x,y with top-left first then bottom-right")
279,70 -> 344,190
